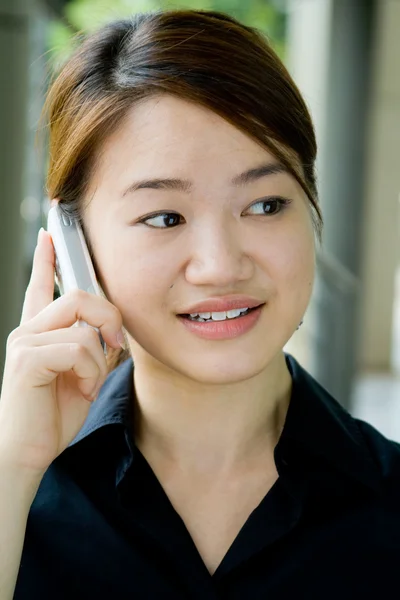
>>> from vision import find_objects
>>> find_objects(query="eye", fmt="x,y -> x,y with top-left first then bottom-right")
245,197 -> 292,216
139,212 -> 184,229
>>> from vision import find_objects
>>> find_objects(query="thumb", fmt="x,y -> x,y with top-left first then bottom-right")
20,226 -> 56,325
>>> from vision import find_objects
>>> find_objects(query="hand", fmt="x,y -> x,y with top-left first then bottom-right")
0,226 -> 123,478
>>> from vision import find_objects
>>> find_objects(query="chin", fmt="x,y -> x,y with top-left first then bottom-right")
171,353 -> 274,386
129,326 -> 286,384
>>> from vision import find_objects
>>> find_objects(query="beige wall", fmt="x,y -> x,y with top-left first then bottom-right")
286,0 -> 400,374
360,0 -> 400,371
284,0 -> 333,371
359,0 -> 400,372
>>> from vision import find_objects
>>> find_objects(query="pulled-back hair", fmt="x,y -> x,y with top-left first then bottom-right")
39,9 -> 323,373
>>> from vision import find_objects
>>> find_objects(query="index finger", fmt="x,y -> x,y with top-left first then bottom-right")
20,227 -> 56,325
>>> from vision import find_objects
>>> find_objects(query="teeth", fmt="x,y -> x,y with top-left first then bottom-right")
211,311 -> 227,321
227,309 -> 242,319
198,312 -> 211,319
189,307 -> 250,321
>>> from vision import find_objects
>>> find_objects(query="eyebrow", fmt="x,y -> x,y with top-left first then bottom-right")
121,162 -> 288,197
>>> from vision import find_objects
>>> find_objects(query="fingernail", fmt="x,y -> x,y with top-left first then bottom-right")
37,227 -> 44,243
116,329 -> 126,350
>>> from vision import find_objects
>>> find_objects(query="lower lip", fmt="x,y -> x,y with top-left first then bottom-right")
177,305 -> 264,340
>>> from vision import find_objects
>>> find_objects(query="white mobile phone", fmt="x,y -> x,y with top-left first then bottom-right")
47,204 -> 107,356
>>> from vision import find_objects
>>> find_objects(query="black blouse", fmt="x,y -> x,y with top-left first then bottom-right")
14,354 -> 400,599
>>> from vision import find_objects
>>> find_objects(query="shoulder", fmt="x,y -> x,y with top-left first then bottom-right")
284,353 -> 400,501
353,417 -> 400,490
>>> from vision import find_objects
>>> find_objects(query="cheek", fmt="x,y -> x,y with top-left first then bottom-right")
100,238 -> 177,310
263,228 -> 315,300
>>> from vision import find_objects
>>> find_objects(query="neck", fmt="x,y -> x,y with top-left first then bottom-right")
131,351 -> 292,477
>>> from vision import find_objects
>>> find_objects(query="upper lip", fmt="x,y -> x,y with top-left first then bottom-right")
179,295 -> 264,315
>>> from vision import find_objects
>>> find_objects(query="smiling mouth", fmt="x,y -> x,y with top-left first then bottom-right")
178,305 -> 263,323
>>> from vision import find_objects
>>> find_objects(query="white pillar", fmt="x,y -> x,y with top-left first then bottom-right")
284,0 -> 334,371
285,0 -> 378,407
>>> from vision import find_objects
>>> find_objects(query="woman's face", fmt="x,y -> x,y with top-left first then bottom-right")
83,94 -> 315,384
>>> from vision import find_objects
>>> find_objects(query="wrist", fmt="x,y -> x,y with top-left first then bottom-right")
0,455 -> 45,506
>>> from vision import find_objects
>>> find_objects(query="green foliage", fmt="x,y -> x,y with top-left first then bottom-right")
46,0 -> 286,70
65,0 -> 161,32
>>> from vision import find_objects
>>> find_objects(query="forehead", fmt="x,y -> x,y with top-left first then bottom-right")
96,94 -> 278,173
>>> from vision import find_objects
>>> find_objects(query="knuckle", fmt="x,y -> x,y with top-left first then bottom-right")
68,341 -> 87,358
81,326 -> 101,346
6,326 -> 24,348
67,288 -> 86,303
10,345 -> 30,371
6,328 -> 19,347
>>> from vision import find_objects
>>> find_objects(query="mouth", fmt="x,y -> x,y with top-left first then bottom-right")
177,303 -> 265,340
178,304 -> 264,322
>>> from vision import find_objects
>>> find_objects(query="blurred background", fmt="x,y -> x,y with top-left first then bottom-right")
0,0 -> 399,438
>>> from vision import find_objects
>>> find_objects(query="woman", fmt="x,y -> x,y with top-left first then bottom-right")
0,9 -> 399,600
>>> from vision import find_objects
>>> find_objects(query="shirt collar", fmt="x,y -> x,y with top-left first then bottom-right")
67,356 -> 134,448
67,354 -> 382,494
281,354 -> 382,494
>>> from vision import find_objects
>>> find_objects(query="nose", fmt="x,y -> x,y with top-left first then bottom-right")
184,221 -> 254,287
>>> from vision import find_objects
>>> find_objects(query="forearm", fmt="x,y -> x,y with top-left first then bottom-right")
0,463 -> 42,600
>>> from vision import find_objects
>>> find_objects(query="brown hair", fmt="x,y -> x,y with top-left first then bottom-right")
39,8 -> 323,374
